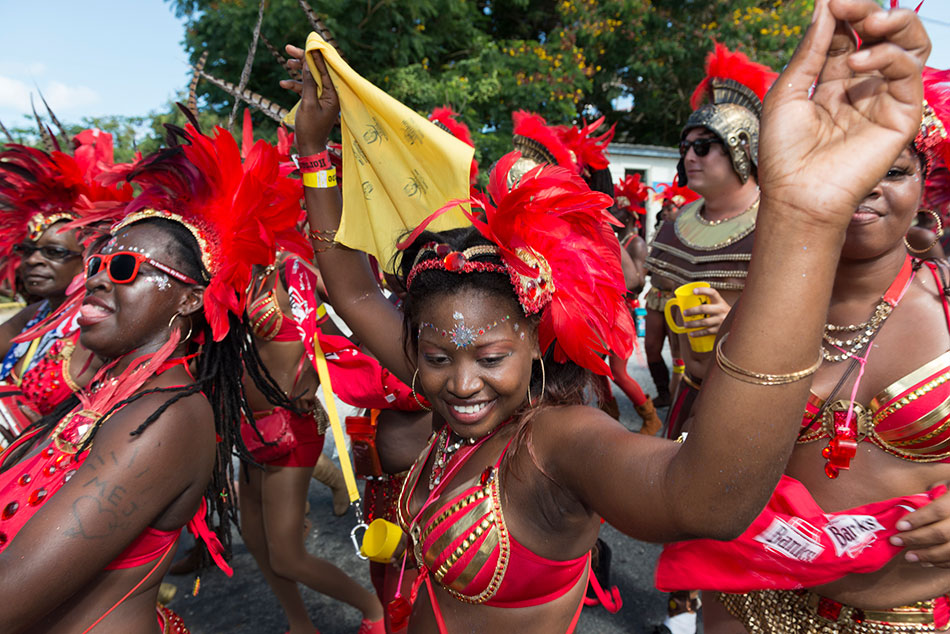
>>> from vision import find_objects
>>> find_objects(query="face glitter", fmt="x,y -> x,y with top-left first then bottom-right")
419,313 -> 512,349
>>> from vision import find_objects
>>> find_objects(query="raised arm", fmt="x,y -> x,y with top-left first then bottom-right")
542,0 -> 930,542
282,46 -> 413,385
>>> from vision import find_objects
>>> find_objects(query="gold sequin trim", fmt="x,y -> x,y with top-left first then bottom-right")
673,198 -> 758,251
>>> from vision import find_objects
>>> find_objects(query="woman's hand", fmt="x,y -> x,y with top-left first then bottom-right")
890,483 -> 950,567
682,287 -> 731,338
758,0 -> 929,228
280,44 -> 340,155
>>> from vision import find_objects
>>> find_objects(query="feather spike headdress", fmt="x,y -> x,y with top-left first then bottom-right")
614,174 -> 651,218
89,124 -> 310,341
399,151 -> 633,377
557,116 -> 616,173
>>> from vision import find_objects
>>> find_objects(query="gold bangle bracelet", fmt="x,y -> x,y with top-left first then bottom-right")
715,332 -> 822,386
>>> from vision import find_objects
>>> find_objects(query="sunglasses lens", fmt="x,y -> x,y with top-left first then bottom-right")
41,247 -> 70,260
12,244 -> 33,256
693,140 -> 711,156
109,254 -> 138,283
86,256 -> 102,277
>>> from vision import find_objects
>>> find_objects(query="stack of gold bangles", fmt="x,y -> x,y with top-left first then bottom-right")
308,228 -> 338,252
716,332 -> 822,386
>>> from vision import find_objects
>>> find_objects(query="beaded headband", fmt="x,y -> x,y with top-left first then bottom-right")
27,212 -> 76,241
406,241 -> 555,315
112,209 -> 214,281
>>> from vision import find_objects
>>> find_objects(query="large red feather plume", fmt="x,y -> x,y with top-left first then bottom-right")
400,152 -> 634,376
557,117 -> 616,172
920,66 -> 950,222
97,124 -> 311,341
690,42 -> 778,110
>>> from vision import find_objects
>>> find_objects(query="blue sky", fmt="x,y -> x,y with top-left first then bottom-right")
1,1 -> 949,129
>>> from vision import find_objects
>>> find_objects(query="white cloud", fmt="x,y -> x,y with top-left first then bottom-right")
0,75 -> 99,115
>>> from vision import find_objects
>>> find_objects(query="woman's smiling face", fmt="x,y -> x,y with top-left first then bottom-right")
415,287 -> 538,439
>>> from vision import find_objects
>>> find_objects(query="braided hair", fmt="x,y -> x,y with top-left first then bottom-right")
2,217 -> 293,564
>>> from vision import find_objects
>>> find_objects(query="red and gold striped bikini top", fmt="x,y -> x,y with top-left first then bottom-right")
798,261 -> 950,463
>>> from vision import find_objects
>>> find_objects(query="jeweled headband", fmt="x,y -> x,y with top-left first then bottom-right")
406,241 -> 555,315
27,211 -> 77,242
111,209 -> 215,281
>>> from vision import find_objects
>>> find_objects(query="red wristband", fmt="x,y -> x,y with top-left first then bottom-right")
297,151 -> 331,173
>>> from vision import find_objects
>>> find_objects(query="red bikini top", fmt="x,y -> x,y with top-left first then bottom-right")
397,428 -> 588,608
799,260 -> 950,464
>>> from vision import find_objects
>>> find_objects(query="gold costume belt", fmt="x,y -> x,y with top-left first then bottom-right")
719,589 -> 950,633
645,286 -> 675,312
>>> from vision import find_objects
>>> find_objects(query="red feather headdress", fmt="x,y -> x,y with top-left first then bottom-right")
689,42 -> 777,112
918,66 -> 950,221
512,111 -> 576,171
614,174 -> 651,217
91,124 -> 311,341
0,141 -> 133,288
557,117 -> 616,173
429,106 -> 479,184
653,181 -> 701,208
398,151 -> 634,377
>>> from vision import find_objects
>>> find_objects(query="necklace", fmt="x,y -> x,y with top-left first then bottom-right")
428,426 -> 477,491
822,301 -> 893,362
821,256 -> 915,363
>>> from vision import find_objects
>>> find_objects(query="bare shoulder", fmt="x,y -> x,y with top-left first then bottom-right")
527,404 -> 648,468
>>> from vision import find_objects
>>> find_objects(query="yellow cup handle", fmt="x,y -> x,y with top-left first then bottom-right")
664,298 -> 689,334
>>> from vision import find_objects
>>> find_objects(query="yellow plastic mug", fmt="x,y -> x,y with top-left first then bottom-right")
360,518 -> 404,564
664,281 -> 715,353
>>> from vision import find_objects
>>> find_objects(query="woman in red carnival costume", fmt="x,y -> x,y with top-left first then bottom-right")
280,0 -> 929,628
0,121 -> 307,633
656,12 -> 950,634
0,134 -> 132,445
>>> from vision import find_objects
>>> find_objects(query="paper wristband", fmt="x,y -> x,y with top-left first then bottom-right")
298,151 -> 331,172
302,169 -> 338,189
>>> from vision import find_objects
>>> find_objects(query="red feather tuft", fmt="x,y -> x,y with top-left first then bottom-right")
422,152 -> 634,376
613,174 -> 652,216
690,42 -> 778,110
512,111 -> 576,172
557,117 -> 616,172
652,181 -> 701,207
429,106 -> 479,184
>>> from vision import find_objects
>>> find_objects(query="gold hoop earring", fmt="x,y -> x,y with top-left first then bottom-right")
527,358 -> 547,405
411,369 -> 431,411
904,209 -> 944,255
168,312 -> 193,342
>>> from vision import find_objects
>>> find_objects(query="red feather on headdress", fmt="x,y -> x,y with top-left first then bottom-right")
653,181 -> 701,208
429,106 -> 479,184
690,42 -> 778,110
512,111 -> 576,171
400,152 -> 634,376
920,66 -> 950,221
557,117 -> 616,172
613,174 -> 651,216
88,124 -> 311,341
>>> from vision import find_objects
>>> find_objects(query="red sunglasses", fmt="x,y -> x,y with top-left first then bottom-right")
84,251 -> 199,285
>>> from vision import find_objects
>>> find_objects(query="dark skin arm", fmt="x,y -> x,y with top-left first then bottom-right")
0,384 -> 215,631
282,47 -> 412,386
535,0 -> 931,542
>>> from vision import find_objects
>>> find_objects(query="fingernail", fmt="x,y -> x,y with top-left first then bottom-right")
906,552 -> 919,562
890,536 -> 904,546
922,562 -> 934,568
897,520 -> 912,531
851,50 -> 871,64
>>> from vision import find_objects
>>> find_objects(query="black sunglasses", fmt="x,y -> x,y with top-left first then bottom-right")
679,137 -> 724,157
13,243 -> 82,262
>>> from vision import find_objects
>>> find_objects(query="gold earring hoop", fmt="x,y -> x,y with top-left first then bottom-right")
527,358 -> 547,405
904,209 -> 944,255
411,368 -> 431,411
168,312 -> 193,341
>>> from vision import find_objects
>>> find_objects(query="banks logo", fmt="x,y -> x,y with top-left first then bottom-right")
823,515 -> 885,558
754,517 -> 825,562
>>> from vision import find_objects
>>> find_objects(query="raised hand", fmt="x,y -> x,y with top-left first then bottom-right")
280,44 -> 340,155
758,0 -> 930,227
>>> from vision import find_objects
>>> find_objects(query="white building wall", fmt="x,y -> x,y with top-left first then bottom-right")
605,143 -> 681,241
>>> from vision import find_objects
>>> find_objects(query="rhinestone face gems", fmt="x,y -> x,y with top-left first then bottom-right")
419,314 -> 512,349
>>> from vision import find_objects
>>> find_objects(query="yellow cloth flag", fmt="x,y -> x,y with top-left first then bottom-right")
285,32 -> 473,270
